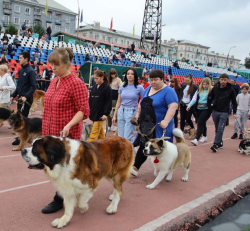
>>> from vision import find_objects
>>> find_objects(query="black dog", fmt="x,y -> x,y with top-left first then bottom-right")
0,108 -> 14,127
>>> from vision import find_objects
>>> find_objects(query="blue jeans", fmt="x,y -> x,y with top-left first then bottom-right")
117,105 -> 137,143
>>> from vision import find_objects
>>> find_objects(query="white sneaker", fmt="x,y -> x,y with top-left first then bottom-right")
191,139 -> 198,146
199,136 -> 207,142
112,125 -> 117,132
131,168 -> 138,177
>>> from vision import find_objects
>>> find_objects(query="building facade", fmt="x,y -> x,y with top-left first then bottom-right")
0,0 -> 77,35
167,39 -> 240,70
77,22 -> 172,57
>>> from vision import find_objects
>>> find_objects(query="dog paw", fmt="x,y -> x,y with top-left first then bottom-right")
51,217 -> 69,229
109,194 -> 114,201
106,204 -> 117,214
12,148 -> 21,151
166,176 -> 172,182
79,205 -> 89,214
181,177 -> 188,182
146,184 -> 155,189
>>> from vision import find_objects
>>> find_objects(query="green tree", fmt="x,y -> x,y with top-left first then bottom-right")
5,24 -> 18,36
245,57 -> 250,69
33,23 -> 45,38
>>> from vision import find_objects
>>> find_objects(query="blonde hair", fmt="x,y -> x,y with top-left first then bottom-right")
199,77 -> 212,96
0,64 -> 8,73
241,83 -> 249,90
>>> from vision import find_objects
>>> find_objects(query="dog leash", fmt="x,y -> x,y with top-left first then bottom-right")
17,97 -> 32,112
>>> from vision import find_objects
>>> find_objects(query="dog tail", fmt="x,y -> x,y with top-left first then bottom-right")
172,128 -> 186,143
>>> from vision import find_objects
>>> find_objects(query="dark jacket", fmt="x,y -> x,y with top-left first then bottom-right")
231,83 -> 241,96
41,68 -> 51,80
179,82 -> 198,104
2,36 -> 9,43
7,45 -> 15,54
46,27 -> 52,34
210,82 -> 237,114
12,63 -> 36,99
168,67 -> 172,75
31,65 -> 39,72
89,81 -> 112,121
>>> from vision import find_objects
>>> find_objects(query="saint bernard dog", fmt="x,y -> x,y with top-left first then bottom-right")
21,135 -> 134,229
143,128 -> 191,189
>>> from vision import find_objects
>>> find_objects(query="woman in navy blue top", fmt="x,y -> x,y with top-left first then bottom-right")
132,69 -> 178,177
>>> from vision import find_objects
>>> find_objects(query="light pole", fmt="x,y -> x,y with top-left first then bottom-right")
226,46 -> 236,68
76,0 -> 80,39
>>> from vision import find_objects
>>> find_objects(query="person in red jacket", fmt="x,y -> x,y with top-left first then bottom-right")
140,77 -> 150,89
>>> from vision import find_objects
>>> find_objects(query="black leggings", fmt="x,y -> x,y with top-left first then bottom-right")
195,109 -> 211,140
180,104 -> 194,131
174,110 -> 178,128
134,146 -> 147,170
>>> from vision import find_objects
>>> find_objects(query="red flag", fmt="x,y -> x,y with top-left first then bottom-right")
110,17 -> 113,31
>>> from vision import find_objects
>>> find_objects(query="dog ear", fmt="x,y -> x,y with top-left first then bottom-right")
44,138 -> 65,164
157,139 -> 164,148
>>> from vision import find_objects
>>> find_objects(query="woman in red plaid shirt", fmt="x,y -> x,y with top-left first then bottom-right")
41,47 -> 90,214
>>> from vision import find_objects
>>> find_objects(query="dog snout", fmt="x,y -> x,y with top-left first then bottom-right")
21,149 -> 27,156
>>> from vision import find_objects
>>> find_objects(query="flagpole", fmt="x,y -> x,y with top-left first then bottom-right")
76,0 -> 80,40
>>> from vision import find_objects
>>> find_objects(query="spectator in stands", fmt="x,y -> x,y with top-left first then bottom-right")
41,64 -> 51,91
143,66 -> 148,76
34,70 -> 41,89
2,44 -> 7,55
112,53 -> 119,61
119,47 -> 124,53
76,70 -> 84,82
34,44 -> 43,57
118,61 -> 122,65
231,83 -> 250,140
41,34 -> 46,43
13,35 -> 21,48
94,41 -> 100,48
187,77 -> 213,146
91,54 -> 96,62
23,30 -> 29,38
31,61 -> 39,73
28,26 -> 33,35
96,56 -> 101,63
168,65 -> 172,79
0,52 -> 9,66
140,77 -> 150,89
88,70 -> 112,141
121,51 -> 126,60
46,26 -> 52,40
170,78 -> 181,128
205,72 -> 210,77
10,52 -> 36,145
88,41 -> 93,48
7,44 -> 15,59
179,74 -> 198,132
21,22 -> 26,37
130,63 -> 134,67
41,47 -> 90,214
1,33 -> 9,45
84,42 -> 89,47
135,62 -> 141,67
131,42 -> 135,54
108,68 -> 121,132
84,53 -> 91,62
32,53 -> 40,64
210,74 -> 237,152
173,60 -> 180,69
112,68 -> 144,143
0,64 -> 16,108
132,69 -> 178,177
149,67 -> 154,73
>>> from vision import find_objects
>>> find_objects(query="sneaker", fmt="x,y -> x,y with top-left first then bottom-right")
231,133 -> 238,139
218,142 -> 223,149
210,144 -> 218,152
131,168 -> 138,177
239,134 -> 243,139
41,200 -> 63,214
199,136 -> 207,142
12,137 -> 20,145
112,125 -> 117,132
191,139 -> 198,146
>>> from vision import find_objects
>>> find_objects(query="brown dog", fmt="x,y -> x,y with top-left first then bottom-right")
9,111 -> 42,151
30,90 -> 45,115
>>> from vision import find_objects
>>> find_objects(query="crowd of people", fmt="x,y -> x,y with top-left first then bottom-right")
0,44 -> 249,213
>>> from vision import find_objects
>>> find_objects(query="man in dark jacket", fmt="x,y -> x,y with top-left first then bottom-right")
131,42 -> 135,54
10,52 -> 36,145
230,79 -> 240,96
210,73 -> 237,152
46,26 -> 52,40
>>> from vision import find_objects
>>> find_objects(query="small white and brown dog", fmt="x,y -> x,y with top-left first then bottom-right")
238,128 -> 250,155
143,128 -> 191,189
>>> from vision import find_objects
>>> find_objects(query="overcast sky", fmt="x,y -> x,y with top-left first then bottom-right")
56,0 -> 250,64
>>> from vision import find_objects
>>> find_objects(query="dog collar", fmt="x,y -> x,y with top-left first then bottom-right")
154,157 -> 159,163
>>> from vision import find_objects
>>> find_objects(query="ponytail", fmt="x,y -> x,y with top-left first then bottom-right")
94,70 -> 108,83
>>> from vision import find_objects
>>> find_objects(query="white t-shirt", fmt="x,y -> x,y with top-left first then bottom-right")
182,85 -> 191,104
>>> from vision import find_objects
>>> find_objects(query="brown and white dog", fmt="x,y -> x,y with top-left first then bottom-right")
143,128 -> 191,189
30,90 -> 45,115
21,136 -> 134,229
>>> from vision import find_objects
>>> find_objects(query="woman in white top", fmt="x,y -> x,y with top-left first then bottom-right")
108,68 -> 121,131
0,64 -> 16,108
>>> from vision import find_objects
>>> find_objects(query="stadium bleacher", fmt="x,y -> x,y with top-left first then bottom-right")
0,33 -> 246,85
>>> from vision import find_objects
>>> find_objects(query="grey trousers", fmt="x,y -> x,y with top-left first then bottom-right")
212,110 -> 228,144
234,110 -> 248,134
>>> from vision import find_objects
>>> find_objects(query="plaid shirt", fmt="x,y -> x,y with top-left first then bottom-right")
42,74 -> 90,140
